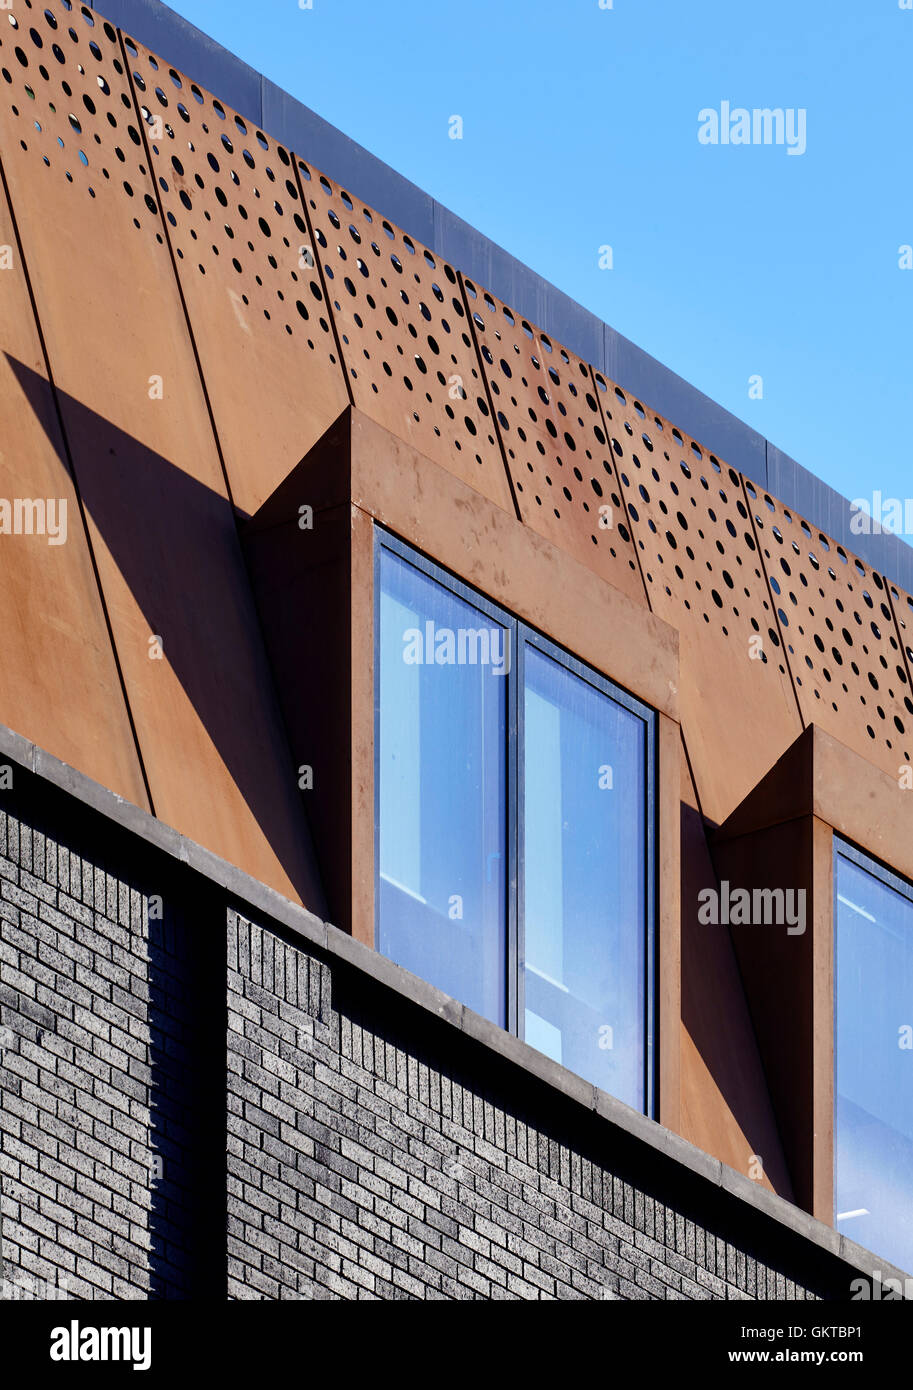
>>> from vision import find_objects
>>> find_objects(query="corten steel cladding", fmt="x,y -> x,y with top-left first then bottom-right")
300,166 -> 516,513
711,813 -> 824,1219
746,477 -> 913,781
678,751 -> 794,1201
0,1 -> 324,909
887,577 -> 913,683
121,33 -> 350,517
603,384 -> 803,825
0,173 -> 147,807
461,278 -> 647,608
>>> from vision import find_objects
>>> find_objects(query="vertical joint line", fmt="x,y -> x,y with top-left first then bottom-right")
0,148 -> 156,816
589,366 -> 653,612
740,474 -> 806,730
292,161 -> 355,411
883,576 -> 913,749
119,30 -> 237,513
680,726 -> 706,825
458,272 -> 522,523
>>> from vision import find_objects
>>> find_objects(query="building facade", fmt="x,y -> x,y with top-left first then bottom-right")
0,0 -> 909,1300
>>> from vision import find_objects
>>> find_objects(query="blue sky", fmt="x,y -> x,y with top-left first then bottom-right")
163,0 -> 912,522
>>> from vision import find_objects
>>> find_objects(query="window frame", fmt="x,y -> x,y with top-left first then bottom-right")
516,624 -> 657,1116
373,528 -> 517,1030
832,835 -> 913,1239
834,836 -> 913,909
374,525 -> 658,1116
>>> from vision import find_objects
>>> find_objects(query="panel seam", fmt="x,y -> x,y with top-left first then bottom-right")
0,148 -> 156,816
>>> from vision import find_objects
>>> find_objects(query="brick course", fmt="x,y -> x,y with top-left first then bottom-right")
0,800 -> 203,1300
0,772 -> 889,1301
223,913 -> 823,1302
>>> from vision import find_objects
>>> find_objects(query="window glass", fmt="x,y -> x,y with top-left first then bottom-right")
835,846 -> 913,1273
523,644 -> 648,1108
375,532 -> 655,1113
377,547 -> 508,1024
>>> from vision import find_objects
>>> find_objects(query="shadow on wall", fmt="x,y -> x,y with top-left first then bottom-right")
325,956 -> 837,1299
143,877 -> 226,1299
0,777 -> 225,1298
4,353 -> 322,909
679,799 -> 795,1201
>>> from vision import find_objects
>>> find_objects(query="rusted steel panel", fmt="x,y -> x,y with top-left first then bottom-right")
746,478 -> 913,780
710,814 -> 821,1217
601,383 -> 802,824
0,171 -> 147,806
345,407 -> 680,719
883,578 -> 913,778
246,408 -> 679,956
0,2 -> 325,909
886,577 -> 913,664
298,165 -> 514,512
679,741 -> 794,1200
718,718 -> 913,894
120,33 -> 350,517
712,730 -> 859,1222
244,475 -> 376,947
461,278 -> 647,607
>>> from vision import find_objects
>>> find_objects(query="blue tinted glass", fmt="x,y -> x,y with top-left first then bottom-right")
835,848 -> 913,1273
377,547 -> 508,1024
522,644 -> 648,1109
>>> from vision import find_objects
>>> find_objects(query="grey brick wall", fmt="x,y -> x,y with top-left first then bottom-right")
0,761 -> 889,1301
0,798 -> 209,1300
225,913 -> 824,1302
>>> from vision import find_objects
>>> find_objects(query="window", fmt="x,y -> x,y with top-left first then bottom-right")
834,840 -> 913,1273
375,530 -> 656,1113
376,541 -> 509,1026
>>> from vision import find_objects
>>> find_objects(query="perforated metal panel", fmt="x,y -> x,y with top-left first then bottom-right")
602,383 -> 802,821
887,579 -> 913,693
0,0 -> 326,907
120,32 -> 350,515
300,166 -> 513,511
747,481 -> 913,777
0,5 -> 162,240
462,278 -> 646,606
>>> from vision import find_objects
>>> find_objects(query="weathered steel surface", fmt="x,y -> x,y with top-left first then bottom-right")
299,164 -> 514,511
461,277 -> 646,606
0,1 -> 325,909
0,169 -> 147,806
746,478 -> 913,780
121,32 -> 350,516
601,383 -> 802,824
679,740 -> 794,1200
883,577 -> 913,777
